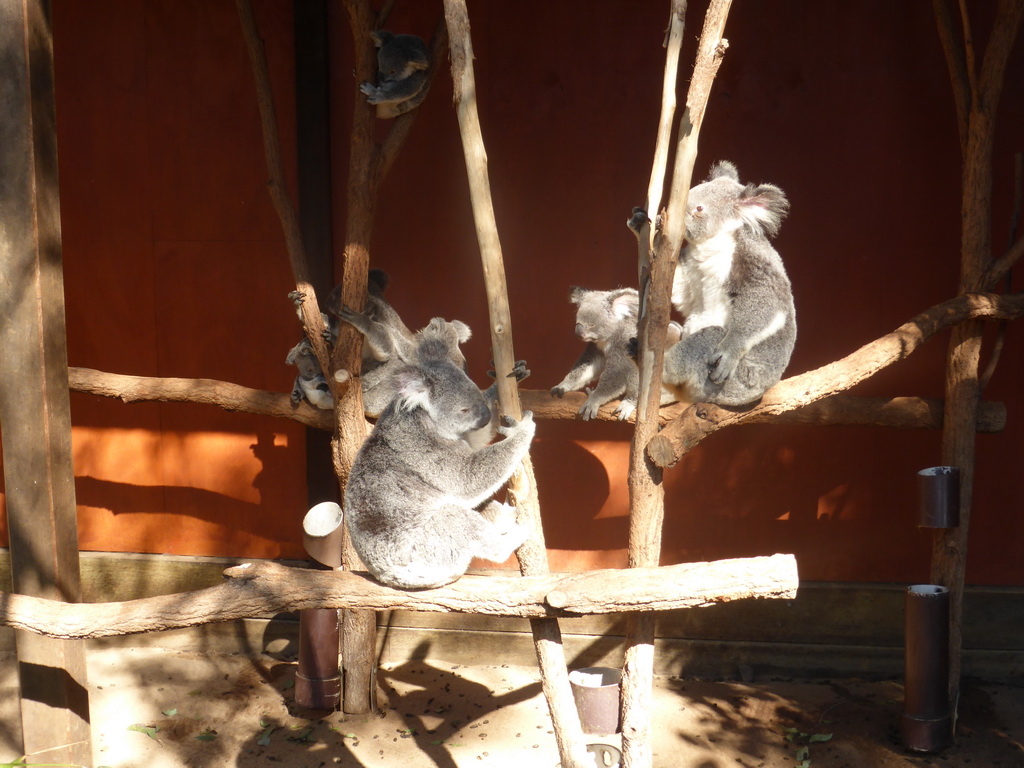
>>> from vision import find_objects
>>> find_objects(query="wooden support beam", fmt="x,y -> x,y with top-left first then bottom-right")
0,0 -> 92,763
622,2 -> 731,766
442,3 -> 587,765
0,555 -> 799,639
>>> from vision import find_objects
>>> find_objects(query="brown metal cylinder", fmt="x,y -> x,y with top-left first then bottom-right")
901,584 -> 951,752
295,502 -> 344,710
917,466 -> 960,528
295,605 -> 341,710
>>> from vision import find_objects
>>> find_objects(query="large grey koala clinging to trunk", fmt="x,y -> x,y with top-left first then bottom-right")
662,161 -> 796,406
344,320 -> 533,590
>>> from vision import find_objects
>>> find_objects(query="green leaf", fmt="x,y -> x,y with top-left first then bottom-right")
797,761 -> 811,768
196,728 -> 218,741
809,733 -> 833,743
128,723 -> 161,741
161,708 -> 178,717
257,725 -> 275,746
796,745 -> 809,760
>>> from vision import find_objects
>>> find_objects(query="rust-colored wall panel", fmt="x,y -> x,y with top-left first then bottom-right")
1,1 -> 1020,584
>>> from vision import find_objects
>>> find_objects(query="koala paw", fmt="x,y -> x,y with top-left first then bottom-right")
550,385 -> 567,399
498,410 -> 534,436
359,82 -> 384,103
709,348 -> 740,384
578,395 -> 603,421
613,399 -> 636,421
288,290 -> 305,307
509,359 -> 531,382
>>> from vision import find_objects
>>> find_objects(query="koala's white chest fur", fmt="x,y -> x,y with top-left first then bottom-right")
674,227 -> 738,333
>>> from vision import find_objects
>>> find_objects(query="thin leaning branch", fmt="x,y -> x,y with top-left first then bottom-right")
648,291 -> 1024,468
0,555 -> 798,640
235,0 -> 332,379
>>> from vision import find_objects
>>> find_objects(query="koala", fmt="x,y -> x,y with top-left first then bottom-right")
328,271 -> 421,416
344,326 -> 534,590
285,337 -> 333,410
359,30 -> 430,119
662,160 -> 796,406
550,287 -> 679,421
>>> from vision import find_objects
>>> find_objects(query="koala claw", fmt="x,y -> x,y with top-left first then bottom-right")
578,401 -> 601,421
709,349 -> 739,384
550,386 -> 566,399
288,290 -> 305,306
613,399 -> 636,421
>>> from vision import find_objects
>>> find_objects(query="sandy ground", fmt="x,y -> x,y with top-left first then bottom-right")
1,646 -> 1022,768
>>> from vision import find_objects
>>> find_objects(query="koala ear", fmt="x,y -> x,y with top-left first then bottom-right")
609,290 -> 638,319
451,320 -> 472,345
737,182 -> 790,238
708,160 -> 739,182
393,365 -> 432,413
569,286 -> 587,305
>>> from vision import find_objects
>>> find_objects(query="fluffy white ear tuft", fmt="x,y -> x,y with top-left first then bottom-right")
451,320 -> 472,344
610,291 -> 638,320
737,183 -> 789,238
394,367 -> 432,413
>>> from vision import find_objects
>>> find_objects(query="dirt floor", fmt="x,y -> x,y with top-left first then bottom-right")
1,646 -> 1022,768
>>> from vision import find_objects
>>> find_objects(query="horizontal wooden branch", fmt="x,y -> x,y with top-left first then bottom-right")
68,368 -> 1005,435
68,367 -> 334,429
648,291 -> 1024,468
0,554 -> 798,639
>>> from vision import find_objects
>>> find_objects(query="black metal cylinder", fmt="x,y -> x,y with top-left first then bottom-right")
901,584 -> 951,752
917,466 -> 960,528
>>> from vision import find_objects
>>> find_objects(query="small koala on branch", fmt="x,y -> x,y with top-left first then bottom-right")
344,320 -> 534,590
359,30 -> 430,119
659,161 -> 797,406
550,287 -> 679,421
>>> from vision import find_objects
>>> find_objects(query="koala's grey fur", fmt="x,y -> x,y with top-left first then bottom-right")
550,287 -> 679,421
663,160 -> 796,406
359,31 -> 430,119
285,338 -> 333,410
344,324 -> 534,589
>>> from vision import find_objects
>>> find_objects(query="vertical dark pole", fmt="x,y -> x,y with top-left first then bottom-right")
0,0 -> 92,762
902,585 -> 952,752
293,0 -> 342,710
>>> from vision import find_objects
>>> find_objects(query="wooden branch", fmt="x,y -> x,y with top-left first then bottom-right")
68,368 -> 1007,436
235,0 -> 332,378
985,230 -> 1024,290
68,367 -> 333,429
624,4 -> 732,767
648,292 -> 1024,468
443,3 -> 586,766
932,0 -> 970,151
0,555 -> 798,640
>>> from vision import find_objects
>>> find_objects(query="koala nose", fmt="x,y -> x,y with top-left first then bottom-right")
575,323 -> 585,338
474,403 -> 491,431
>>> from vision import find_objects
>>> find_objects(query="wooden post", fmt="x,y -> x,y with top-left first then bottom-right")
442,2 -> 588,766
622,3 -> 732,766
929,0 -> 1024,716
0,0 -> 92,763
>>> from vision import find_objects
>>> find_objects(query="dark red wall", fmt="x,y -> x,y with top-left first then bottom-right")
1,1 -> 1020,584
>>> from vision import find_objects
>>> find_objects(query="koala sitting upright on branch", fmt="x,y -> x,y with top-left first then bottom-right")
344,320 -> 533,590
660,161 -> 796,406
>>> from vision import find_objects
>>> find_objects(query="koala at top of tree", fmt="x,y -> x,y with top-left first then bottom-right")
359,30 -> 430,119
550,287 -> 679,421
344,325 -> 534,590
662,160 -> 796,406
